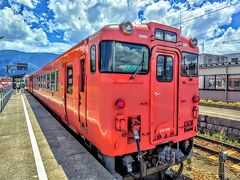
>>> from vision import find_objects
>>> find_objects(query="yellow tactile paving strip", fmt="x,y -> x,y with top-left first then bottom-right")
0,93 -> 67,180
199,106 -> 240,121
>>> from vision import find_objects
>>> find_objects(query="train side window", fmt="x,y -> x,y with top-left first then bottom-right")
156,55 -> 173,82
81,60 -> 85,92
47,73 -> 51,89
67,66 -> 73,93
40,76 -> 42,88
51,71 -> 55,91
56,70 -> 59,92
43,74 -> 46,89
90,45 -> 96,73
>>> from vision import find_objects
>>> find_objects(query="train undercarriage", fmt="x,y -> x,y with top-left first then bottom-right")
97,138 -> 194,180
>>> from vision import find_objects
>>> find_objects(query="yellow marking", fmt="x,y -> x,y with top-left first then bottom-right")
207,155 -> 218,161
231,164 -> 240,171
225,149 -> 236,155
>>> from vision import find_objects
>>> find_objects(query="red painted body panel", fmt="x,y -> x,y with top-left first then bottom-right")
29,22 -> 199,156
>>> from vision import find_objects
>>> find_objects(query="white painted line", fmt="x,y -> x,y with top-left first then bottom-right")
21,95 -> 48,180
200,110 -> 240,119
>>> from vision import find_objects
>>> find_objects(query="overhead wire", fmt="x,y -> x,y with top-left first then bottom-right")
171,1 -> 240,26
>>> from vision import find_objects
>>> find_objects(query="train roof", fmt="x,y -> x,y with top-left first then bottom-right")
31,21 -> 195,76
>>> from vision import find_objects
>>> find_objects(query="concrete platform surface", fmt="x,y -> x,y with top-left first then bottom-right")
0,93 -> 67,180
199,105 -> 240,121
0,92 -> 114,180
25,92 -> 114,180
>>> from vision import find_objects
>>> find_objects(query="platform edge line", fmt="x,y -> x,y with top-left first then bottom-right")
21,94 -> 48,180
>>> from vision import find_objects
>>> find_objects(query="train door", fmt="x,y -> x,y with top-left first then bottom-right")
150,47 -> 178,144
79,58 -> 87,132
65,62 -> 74,125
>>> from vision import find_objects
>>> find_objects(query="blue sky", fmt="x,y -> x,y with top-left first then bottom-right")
0,0 -> 240,54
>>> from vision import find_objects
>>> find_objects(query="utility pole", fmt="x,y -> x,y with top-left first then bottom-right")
200,42 -> 204,54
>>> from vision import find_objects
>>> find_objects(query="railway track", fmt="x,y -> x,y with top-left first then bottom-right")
194,135 -> 240,164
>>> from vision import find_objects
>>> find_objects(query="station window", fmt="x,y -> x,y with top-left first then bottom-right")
47,73 -> 51,89
90,45 -> 96,73
204,75 -> 215,89
181,52 -> 198,76
156,55 -> 173,82
216,75 -> 226,90
67,66 -> 73,93
56,70 -> 59,92
228,74 -> 240,90
199,76 -> 204,89
51,71 -> 55,91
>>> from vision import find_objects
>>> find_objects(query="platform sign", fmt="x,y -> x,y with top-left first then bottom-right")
17,63 -> 28,70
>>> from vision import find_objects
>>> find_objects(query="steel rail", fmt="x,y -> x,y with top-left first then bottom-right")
195,135 -> 240,152
194,143 -> 240,164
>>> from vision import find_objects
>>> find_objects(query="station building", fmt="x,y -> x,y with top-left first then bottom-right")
199,53 -> 240,101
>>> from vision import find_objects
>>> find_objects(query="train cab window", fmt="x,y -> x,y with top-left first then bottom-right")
155,29 -> 177,42
67,66 -> 73,93
181,52 -> 198,76
51,71 -> 55,91
156,55 -> 173,82
90,45 -> 96,73
100,41 -> 149,74
56,70 -> 59,92
47,73 -> 51,89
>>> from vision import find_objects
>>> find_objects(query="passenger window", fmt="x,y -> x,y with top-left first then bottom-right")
51,71 -> 55,91
47,73 -> 51,89
43,74 -> 46,88
156,55 -> 173,82
67,66 -> 73,93
81,60 -> 85,92
90,45 -> 96,73
56,70 -> 59,92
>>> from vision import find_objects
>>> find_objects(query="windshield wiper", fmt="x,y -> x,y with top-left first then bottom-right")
130,52 -> 145,80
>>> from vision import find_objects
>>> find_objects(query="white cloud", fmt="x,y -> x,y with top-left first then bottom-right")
0,7 -> 47,42
22,9 -> 39,24
203,27 -> 240,54
0,40 -> 72,54
0,7 -> 49,52
48,0 -> 149,42
0,0 -> 239,55
8,0 -> 39,9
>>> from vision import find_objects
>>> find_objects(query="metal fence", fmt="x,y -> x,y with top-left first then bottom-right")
0,85 -> 13,113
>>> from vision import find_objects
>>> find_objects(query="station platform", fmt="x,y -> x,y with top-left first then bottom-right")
0,92 -> 114,180
199,105 -> 240,121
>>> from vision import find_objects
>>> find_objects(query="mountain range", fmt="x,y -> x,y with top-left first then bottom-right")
0,50 -> 59,77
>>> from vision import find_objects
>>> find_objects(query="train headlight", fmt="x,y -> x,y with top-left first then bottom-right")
115,99 -> 125,109
189,37 -> 198,48
119,21 -> 133,35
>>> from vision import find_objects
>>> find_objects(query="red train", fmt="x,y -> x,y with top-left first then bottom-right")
28,21 -> 199,178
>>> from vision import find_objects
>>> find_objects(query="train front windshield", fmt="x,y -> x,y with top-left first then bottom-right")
100,41 -> 149,74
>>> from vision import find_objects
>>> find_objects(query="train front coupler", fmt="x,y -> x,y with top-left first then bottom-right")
122,118 -> 144,179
